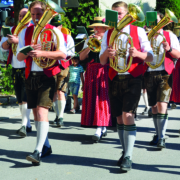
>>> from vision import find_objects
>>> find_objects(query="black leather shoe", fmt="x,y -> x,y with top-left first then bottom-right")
157,138 -> 166,149
52,116 -> 58,125
117,151 -> 124,166
41,145 -> 52,158
16,126 -> 26,137
26,150 -> 40,165
92,133 -> 102,142
120,156 -> 132,171
56,118 -> 64,127
26,126 -> 32,133
149,135 -> 158,145
141,107 -> 148,115
102,129 -> 107,137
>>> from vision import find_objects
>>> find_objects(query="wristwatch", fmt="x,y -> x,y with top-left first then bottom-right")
6,39 -> 11,45
167,47 -> 172,53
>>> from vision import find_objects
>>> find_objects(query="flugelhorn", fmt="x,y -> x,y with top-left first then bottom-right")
12,11 -> 32,56
109,4 -> 145,73
146,9 -> 178,69
32,3 -> 60,69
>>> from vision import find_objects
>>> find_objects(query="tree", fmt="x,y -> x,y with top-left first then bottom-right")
155,0 -> 180,31
13,0 -> 24,25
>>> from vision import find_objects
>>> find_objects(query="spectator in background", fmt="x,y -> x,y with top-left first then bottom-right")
5,17 -> 15,27
69,55 -> 84,113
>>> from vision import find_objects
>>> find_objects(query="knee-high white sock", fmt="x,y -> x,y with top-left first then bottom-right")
102,127 -> 107,133
44,134 -> 50,148
35,121 -> 49,153
157,113 -> 168,139
21,104 -> 31,127
152,114 -> 158,135
19,105 -> 22,115
58,100 -> 66,119
124,124 -> 136,160
27,118 -> 32,128
34,120 -> 38,129
53,100 -> 59,117
142,92 -> 149,108
117,124 -> 125,152
95,127 -> 102,136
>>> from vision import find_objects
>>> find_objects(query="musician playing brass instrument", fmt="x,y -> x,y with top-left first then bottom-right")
80,17 -> 112,143
0,8 -> 32,137
17,0 -> 67,165
100,1 -> 153,171
143,11 -> 180,149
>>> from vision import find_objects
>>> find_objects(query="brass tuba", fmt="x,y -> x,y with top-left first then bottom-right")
109,4 -> 145,73
12,11 -> 32,56
146,9 -> 178,69
32,4 -> 60,69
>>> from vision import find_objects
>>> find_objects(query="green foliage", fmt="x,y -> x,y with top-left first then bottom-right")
155,0 -> 180,30
0,65 -> 14,95
61,0 -> 99,37
155,0 -> 180,19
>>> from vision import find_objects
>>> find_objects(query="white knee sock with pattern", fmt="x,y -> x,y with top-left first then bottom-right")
58,100 -> 66,118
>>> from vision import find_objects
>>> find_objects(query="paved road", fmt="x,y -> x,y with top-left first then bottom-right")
0,95 -> 180,180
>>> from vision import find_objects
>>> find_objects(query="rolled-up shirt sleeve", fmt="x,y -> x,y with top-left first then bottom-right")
53,27 -> 67,56
138,27 -> 153,56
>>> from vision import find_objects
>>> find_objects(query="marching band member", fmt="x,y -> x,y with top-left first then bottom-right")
0,8 -> 32,137
17,0 -> 67,165
50,18 -> 75,127
144,12 -> 180,148
80,17 -> 112,142
100,1 -> 153,171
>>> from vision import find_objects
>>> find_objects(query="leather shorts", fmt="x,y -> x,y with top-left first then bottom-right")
25,73 -> 56,109
144,70 -> 172,106
56,67 -> 69,92
12,68 -> 27,103
108,75 -> 142,117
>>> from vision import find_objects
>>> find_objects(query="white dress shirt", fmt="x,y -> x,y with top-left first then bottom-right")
59,34 -> 75,64
147,29 -> 180,72
100,25 -> 153,75
0,27 -> 25,68
17,26 -> 67,72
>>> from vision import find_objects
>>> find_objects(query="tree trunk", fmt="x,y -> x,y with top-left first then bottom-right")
13,0 -> 24,25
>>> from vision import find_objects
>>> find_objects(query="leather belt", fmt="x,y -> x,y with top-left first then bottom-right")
115,74 -> 133,80
31,71 -> 44,76
146,70 -> 168,76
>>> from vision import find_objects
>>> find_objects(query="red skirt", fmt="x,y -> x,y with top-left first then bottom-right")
170,59 -> 180,104
81,61 -> 112,127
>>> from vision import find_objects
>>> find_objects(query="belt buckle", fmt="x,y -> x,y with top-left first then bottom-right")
32,72 -> 36,76
118,75 -> 125,80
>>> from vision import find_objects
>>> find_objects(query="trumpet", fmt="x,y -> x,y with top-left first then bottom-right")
63,35 -> 102,62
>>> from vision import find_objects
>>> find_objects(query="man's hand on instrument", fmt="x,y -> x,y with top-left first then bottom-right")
106,46 -> 116,58
129,47 -> 139,57
162,41 -> 170,51
27,50 -> 44,58
7,35 -> 18,44
31,44 -> 41,50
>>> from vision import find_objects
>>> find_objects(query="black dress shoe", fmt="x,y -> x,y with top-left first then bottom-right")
26,126 -> 32,133
149,134 -> 158,145
26,150 -> 40,165
41,145 -> 52,158
16,126 -> 26,137
52,116 -> 58,125
56,118 -> 64,127
157,138 -> 166,149
120,156 -> 132,171
92,133 -> 102,142
117,151 -> 124,166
